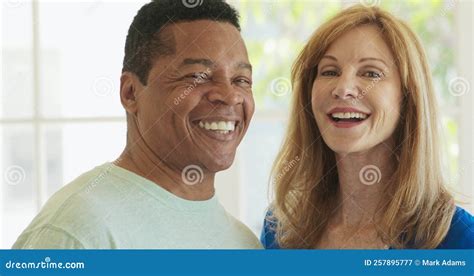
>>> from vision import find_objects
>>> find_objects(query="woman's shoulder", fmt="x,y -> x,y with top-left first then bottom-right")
260,210 -> 280,249
261,206 -> 473,249
436,206 -> 473,249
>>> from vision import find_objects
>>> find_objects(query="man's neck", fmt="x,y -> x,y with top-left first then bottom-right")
114,145 -> 216,201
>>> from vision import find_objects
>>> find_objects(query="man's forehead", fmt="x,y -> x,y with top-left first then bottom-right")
151,21 -> 249,73
170,19 -> 238,36
169,21 -> 243,48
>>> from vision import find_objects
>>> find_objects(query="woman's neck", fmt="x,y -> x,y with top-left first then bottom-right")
333,142 -> 397,228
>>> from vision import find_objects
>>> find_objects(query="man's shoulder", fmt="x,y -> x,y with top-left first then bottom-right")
13,164 -> 125,248
12,223 -> 86,249
38,163 -> 118,221
219,209 -> 262,249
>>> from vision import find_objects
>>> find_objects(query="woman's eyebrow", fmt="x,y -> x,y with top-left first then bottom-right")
321,55 -> 338,62
359,57 -> 388,66
321,55 -> 389,67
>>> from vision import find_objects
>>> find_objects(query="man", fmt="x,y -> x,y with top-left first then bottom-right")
13,0 -> 260,249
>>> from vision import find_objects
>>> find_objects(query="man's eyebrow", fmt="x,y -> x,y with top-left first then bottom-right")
359,57 -> 388,66
178,58 -> 252,72
236,62 -> 252,72
179,58 -> 214,68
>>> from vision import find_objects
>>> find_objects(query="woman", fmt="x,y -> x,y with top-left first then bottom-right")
261,5 -> 473,249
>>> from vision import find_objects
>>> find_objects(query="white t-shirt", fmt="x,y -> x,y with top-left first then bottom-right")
12,163 -> 262,249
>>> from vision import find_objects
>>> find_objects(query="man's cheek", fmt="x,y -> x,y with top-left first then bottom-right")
245,96 -> 256,116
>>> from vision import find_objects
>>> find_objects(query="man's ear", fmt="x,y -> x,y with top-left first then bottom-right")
119,72 -> 142,115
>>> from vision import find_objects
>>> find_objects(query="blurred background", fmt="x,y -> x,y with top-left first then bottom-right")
1,0 -> 473,248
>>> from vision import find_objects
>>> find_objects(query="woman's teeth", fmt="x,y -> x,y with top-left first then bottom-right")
198,121 -> 236,134
331,112 -> 368,121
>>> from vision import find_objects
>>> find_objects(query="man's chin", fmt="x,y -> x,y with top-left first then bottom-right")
202,153 -> 236,173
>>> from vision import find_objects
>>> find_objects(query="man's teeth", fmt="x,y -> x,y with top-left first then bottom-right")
331,112 -> 368,119
198,121 -> 236,134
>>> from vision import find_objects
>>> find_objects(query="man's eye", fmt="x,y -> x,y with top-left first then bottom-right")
234,78 -> 252,87
187,72 -> 210,82
363,71 -> 382,79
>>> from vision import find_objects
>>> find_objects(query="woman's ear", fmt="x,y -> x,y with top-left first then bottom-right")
120,72 -> 141,115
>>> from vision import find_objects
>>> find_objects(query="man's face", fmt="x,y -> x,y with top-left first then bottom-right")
133,20 -> 254,173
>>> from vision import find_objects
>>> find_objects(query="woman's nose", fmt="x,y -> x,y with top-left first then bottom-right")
332,73 -> 360,100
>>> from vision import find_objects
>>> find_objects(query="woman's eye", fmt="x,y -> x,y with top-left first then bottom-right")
321,70 -> 338,77
363,71 -> 382,79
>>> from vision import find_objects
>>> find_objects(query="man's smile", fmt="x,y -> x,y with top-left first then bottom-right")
191,117 -> 242,142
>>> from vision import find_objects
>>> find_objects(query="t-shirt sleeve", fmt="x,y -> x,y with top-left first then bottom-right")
12,224 -> 85,249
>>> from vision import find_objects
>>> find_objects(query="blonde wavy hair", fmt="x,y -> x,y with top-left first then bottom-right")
270,4 -> 455,249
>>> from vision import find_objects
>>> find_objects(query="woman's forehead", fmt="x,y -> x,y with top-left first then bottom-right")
323,25 -> 394,63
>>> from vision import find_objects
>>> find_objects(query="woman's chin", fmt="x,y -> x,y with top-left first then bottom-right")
325,139 -> 371,155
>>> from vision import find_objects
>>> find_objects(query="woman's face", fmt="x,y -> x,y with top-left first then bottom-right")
311,25 -> 403,155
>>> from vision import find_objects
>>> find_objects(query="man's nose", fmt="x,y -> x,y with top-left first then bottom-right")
206,83 -> 244,106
